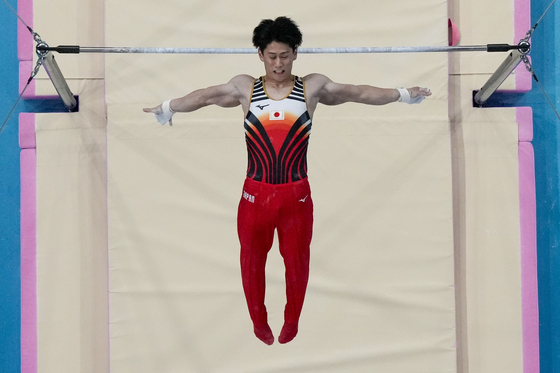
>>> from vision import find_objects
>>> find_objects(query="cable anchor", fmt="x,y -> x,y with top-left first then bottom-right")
26,41 -> 50,84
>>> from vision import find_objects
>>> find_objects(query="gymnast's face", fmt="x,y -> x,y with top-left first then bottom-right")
258,41 -> 298,83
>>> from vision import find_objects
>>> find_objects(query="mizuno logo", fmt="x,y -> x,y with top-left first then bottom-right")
299,195 -> 308,203
256,104 -> 269,110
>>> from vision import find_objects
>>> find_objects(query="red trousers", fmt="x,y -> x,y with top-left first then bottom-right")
237,177 -> 313,327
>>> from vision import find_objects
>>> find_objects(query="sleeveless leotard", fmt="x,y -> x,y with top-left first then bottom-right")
244,76 -> 312,184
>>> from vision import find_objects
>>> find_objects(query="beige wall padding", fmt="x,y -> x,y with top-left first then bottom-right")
450,74 -> 523,373
449,2 -> 523,371
36,80 -> 108,373
32,0 -> 524,372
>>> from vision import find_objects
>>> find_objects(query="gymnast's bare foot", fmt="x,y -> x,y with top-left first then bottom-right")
254,324 -> 274,345
278,322 -> 298,344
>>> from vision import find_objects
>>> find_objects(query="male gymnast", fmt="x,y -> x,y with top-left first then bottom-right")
144,16 -> 431,345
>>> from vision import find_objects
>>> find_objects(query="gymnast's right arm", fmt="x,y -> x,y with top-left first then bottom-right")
143,74 -> 253,125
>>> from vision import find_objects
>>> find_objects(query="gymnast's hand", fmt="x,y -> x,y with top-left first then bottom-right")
411,87 -> 432,104
398,87 -> 432,104
143,100 -> 174,126
410,87 -> 431,99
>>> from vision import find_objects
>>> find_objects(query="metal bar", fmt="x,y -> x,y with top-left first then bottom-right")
473,49 -> 525,105
41,51 -> 77,111
39,44 -> 527,55
77,45 -> 490,54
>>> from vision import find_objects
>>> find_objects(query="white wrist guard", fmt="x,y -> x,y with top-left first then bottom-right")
397,87 -> 426,105
397,88 -> 410,103
154,100 -> 175,125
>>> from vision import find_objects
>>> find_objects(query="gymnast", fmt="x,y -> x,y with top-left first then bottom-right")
144,16 -> 431,345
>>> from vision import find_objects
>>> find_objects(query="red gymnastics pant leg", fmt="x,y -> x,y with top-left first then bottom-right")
277,179 -> 313,326
237,178 -> 275,327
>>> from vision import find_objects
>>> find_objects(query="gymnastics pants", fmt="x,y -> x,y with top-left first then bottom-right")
237,177 -> 313,330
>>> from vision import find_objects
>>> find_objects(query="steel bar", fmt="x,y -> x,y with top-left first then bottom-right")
37,43 -> 527,55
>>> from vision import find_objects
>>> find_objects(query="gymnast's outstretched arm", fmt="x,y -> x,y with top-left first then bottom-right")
143,74 -> 254,125
303,73 -> 431,117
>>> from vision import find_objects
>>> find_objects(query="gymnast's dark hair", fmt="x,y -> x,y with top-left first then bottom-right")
252,16 -> 303,52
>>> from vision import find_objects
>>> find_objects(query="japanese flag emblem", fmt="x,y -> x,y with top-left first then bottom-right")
269,110 -> 284,120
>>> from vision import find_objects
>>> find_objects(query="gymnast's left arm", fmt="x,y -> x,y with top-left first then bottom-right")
305,73 -> 431,108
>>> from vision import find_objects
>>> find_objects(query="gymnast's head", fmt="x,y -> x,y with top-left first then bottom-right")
252,16 -> 303,53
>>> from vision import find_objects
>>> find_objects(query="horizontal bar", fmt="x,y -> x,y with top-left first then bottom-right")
37,43 -> 527,55
79,45 -> 490,54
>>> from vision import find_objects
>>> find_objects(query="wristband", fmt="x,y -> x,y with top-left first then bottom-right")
154,100 -> 175,125
397,88 -> 411,104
